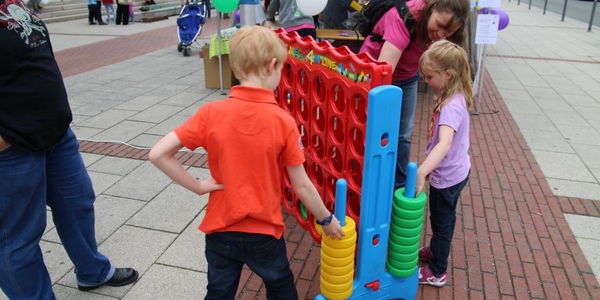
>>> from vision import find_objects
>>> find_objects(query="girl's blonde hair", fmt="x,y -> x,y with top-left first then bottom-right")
419,40 -> 473,111
229,26 -> 288,81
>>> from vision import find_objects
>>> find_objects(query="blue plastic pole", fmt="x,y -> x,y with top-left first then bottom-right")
334,179 -> 347,226
403,162 -> 417,198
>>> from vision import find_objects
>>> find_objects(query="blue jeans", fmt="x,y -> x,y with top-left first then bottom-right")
0,128 -> 114,299
204,232 -> 298,300
427,172 -> 470,276
392,73 -> 420,189
104,4 -> 116,22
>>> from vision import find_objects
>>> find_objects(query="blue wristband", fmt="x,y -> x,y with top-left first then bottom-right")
316,213 -> 333,226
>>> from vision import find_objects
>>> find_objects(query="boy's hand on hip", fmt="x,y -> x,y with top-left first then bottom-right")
197,177 -> 224,195
321,215 -> 345,240
0,135 -> 10,152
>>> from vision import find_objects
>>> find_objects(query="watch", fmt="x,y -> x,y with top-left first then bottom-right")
316,213 -> 333,226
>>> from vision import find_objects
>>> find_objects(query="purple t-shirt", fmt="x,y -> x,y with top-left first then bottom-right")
359,0 -> 426,81
425,93 -> 471,189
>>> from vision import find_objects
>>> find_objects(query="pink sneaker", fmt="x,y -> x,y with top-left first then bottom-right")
418,246 -> 433,262
418,265 -> 446,287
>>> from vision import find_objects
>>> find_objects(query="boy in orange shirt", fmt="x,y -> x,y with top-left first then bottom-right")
149,26 -> 345,300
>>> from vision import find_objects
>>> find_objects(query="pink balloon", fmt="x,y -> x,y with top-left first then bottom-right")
491,9 -> 510,30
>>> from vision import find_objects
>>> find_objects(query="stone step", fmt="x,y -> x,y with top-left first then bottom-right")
37,0 -> 181,23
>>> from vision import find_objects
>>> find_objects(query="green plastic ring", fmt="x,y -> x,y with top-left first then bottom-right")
390,223 -> 423,237
387,263 -> 417,278
391,203 -> 424,220
387,241 -> 419,254
391,215 -> 423,229
394,187 -> 428,210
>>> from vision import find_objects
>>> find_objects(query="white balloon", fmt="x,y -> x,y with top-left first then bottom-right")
297,0 -> 328,16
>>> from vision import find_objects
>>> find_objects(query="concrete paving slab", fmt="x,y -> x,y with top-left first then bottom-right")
144,115 -> 189,136
531,150 -> 597,183
93,195 -> 146,244
122,264 -> 207,300
546,178 -> 600,201
115,95 -> 169,111
519,128 -> 574,154
88,171 -> 123,196
58,225 -> 177,299
90,120 -> 155,143
72,99 -> 124,117
79,109 -> 139,129
126,183 -> 207,233
128,104 -> 184,123
53,285 -> 119,300
72,126 -> 105,139
565,214 -> 600,280
88,156 -> 145,176
104,161 -> 171,201
127,134 -> 162,149
157,212 -> 207,272
81,153 -> 104,167
41,240 -> 74,285
555,124 -> 600,146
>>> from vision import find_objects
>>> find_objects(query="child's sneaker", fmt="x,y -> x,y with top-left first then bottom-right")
418,246 -> 433,262
418,265 -> 446,287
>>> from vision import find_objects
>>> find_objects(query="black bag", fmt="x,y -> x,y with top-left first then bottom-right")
353,0 -> 417,44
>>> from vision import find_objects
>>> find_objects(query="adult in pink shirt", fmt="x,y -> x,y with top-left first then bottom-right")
359,0 -> 470,190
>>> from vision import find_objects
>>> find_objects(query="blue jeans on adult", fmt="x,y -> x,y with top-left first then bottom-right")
392,73 -> 420,190
104,4 -> 116,22
204,232 -> 298,300
428,172 -> 470,277
0,128 -> 114,299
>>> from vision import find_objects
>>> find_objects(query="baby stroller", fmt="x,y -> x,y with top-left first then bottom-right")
176,0 -> 206,57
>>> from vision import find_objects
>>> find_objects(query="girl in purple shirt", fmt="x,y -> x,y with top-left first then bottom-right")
415,40 -> 473,287
359,0 -> 471,191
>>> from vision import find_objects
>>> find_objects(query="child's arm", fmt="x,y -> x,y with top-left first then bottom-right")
416,125 -> 455,196
286,164 -> 345,240
149,132 -> 223,195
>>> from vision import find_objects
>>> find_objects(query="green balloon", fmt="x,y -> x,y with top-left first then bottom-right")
214,0 -> 238,13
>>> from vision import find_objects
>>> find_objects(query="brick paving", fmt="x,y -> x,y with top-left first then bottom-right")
55,17 -> 600,300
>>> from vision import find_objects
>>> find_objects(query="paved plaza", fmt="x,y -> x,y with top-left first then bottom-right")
2,1 -> 600,299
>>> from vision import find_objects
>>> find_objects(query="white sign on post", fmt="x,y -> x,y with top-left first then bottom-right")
477,0 -> 501,8
475,14 -> 500,45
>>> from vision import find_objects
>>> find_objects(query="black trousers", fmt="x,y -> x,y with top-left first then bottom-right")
116,2 -> 130,25
88,4 -> 97,23
95,0 -> 103,22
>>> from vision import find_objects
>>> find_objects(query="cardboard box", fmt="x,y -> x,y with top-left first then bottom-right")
202,44 -> 239,89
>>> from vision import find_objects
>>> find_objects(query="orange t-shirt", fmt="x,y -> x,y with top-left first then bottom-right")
174,85 -> 305,238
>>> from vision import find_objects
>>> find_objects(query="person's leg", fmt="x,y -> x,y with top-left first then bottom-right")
294,28 -> 317,40
115,4 -> 122,24
0,146 -> 55,299
204,232 -> 244,300
392,73 -> 420,190
88,4 -> 96,23
95,0 -> 103,22
103,4 -> 111,22
111,4 -> 116,21
205,0 -> 211,18
45,128 -> 114,287
427,174 -> 470,276
122,5 -> 130,25
244,234 -> 298,300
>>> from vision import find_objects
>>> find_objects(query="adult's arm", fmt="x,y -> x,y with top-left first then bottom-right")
378,41 -> 403,72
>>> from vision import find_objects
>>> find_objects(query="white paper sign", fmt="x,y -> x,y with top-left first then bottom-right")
478,0 -> 501,8
475,14 -> 500,44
